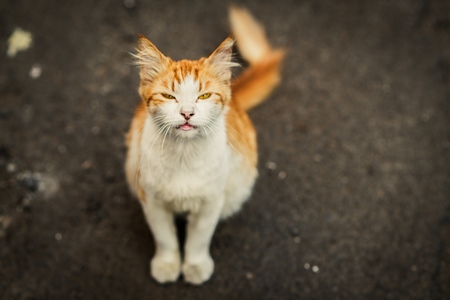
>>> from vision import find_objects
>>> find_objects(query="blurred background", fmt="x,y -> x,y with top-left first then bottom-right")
1,0 -> 449,299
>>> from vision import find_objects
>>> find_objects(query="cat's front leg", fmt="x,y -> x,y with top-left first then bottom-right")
141,200 -> 181,283
182,197 -> 224,285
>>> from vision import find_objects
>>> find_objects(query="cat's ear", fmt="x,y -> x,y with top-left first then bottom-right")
206,37 -> 239,81
135,35 -> 169,83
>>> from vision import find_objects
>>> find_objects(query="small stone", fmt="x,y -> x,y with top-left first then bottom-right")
245,272 -> 254,279
29,64 -> 42,79
312,265 -> 319,273
304,263 -> 310,270
411,265 -> 417,272
81,160 -> 92,169
0,216 -> 13,229
265,161 -> 277,170
7,28 -> 33,58
294,236 -> 301,244
278,171 -> 287,180
100,83 -> 113,95
123,0 -> 136,8
55,233 -> 62,241
6,163 -> 16,173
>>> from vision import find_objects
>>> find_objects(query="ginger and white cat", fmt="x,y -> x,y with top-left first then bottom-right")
125,7 -> 284,285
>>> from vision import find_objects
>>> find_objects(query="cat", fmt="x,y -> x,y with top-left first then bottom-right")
125,7 -> 284,285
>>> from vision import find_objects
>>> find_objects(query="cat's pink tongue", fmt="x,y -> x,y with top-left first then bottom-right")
180,123 -> 194,131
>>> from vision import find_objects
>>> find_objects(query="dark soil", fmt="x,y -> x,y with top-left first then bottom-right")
1,0 -> 449,299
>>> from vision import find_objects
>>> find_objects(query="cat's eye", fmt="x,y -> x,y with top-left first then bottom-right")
161,93 -> 175,100
198,93 -> 211,100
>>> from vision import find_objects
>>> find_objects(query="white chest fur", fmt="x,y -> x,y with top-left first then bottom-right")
139,117 -> 229,213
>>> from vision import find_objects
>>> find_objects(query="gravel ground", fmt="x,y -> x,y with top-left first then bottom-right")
1,0 -> 449,299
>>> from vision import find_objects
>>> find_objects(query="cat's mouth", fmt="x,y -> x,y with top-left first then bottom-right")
176,122 -> 197,131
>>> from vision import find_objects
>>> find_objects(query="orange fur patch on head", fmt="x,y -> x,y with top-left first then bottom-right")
168,60 -> 205,85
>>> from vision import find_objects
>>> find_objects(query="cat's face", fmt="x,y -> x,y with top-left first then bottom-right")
136,36 -> 237,139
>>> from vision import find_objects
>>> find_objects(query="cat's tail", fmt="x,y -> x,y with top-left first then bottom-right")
230,7 -> 285,111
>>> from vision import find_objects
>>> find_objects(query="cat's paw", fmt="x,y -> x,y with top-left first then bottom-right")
182,255 -> 214,285
150,256 -> 181,284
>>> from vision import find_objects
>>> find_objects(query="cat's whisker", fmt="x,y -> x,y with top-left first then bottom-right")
157,124 -> 172,176
144,122 -> 170,179
202,125 -> 215,168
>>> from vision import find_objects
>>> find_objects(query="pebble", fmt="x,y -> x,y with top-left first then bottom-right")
55,233 -> 62,241
6,163 -> 16,173
7,28 -> 33,57
123,0 -> 136,8
245,272 -> 254,280
278,171 -> 287,180
81,160 -> 93,169
304,263 -> 310,270
265,161 -> 277,170
29,64 -> 42,79
312,265 -> 320,273
0,216 -> 12,229
294,236 -> 301,244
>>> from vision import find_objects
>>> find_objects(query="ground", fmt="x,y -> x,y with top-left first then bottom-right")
1,0 -> 449,299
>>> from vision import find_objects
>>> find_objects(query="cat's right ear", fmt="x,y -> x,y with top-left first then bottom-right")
135,35 -> 169,83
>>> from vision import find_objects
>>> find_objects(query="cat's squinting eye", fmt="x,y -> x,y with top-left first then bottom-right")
198,93 -> 211,100
161,93 -> 176,99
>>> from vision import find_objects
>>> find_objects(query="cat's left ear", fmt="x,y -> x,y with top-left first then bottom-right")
206,37 -> 239,81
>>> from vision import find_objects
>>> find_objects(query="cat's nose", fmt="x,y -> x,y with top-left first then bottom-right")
180,109 -> 194,120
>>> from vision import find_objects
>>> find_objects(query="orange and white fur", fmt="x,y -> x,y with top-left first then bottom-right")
125,7 -> 284,284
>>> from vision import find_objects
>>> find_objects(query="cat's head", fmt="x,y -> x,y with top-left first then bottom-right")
135,35 -> 238,139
